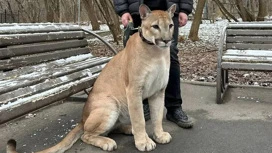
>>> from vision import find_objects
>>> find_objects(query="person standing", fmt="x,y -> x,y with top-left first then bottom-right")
113,0 -> 194,128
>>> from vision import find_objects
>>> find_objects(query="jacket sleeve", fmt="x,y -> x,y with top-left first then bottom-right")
113,0 -> 129,17
179,0 -> 193,15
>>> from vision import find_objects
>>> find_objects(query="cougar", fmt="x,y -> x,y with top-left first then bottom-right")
7,4 -> 176,152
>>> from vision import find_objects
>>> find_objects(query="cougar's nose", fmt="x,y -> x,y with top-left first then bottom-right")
163,39 -> 171,44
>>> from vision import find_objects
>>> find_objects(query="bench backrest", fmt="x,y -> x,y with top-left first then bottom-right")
0,24 -> 89,71
226,23 -> 272,50
0,24 -> 112,124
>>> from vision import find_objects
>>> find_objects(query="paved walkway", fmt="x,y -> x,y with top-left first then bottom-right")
1,82 -> 272,153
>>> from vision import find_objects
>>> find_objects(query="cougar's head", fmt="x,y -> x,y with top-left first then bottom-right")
139,4 -> 176,48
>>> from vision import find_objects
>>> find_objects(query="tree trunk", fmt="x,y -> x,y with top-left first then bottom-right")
189,0 -> 206,41
28,1 -> 37,22
213,0 -> 239,22
234,0 -> 247,21
0,1 -> 3,10
234,0 -> 254,21
59,0 -> 63,22
60,0 -> 75,22
53,0 -> 60,22
14,0 -> 32,22
5,0 -> 16,22
93,0 -> 121,44
44,0 -> 54,22
82,0 -> 100,30
257,0 -> 267,21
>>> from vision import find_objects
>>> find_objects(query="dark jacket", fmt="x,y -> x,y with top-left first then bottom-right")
113,0 -> 193,17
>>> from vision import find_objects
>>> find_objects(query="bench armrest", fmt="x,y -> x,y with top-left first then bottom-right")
217,26 -> 228,68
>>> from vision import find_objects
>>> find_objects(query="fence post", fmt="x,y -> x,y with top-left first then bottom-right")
18,10 -> 19,23
5,9 -> 7,23
74,4 -> 76,23
78,0 -> 81,25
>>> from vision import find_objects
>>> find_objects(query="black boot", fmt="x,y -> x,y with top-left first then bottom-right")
143,102 -> 151,121
166,107 -> 193,129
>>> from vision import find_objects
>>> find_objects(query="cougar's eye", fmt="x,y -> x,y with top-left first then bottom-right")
169,24 -> 174,29
151,25 -> 160,30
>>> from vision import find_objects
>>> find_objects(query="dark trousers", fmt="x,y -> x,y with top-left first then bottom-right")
129,15 -> 183,109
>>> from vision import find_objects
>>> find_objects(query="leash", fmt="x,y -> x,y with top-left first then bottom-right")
123,0 -> 155,46
123,0 -> 144,46
123,21 -> 138,46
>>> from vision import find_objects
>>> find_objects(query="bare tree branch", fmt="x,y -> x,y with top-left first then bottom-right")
93,0 -> 121,44
213,0 -> 238,22
14,0 -> 31,22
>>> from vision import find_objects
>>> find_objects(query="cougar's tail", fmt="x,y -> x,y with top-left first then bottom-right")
7,122 -> 84,153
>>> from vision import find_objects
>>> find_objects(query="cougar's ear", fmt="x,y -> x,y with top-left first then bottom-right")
168,4 -> 176,18
139,4 -> 152,19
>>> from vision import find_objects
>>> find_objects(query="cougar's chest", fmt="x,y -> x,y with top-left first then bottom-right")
143,57 -> 170,99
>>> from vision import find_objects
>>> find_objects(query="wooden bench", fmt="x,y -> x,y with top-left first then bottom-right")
216,22 -> 272,104
0,24 -> 116,124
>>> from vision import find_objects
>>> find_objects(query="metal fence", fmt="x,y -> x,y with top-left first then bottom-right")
0,10 -> 20,23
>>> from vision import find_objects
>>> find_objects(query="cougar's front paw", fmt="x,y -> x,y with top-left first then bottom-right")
153,132 -> 172,144
135,135 -> 156,151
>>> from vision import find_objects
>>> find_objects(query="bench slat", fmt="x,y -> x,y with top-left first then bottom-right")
0,31 -> 85,47
0,47 -> 90,70
226,43 -> 272,50
0,57 -> 110,95
228,23 -> 272,29
227,29 -> 272,36
0,39 -> 88,59
0,73 -> 99,124
221,62 -> 272,71
0,65 -> 105,104
225,49 -> 272,57
0,25 -> 82,34
222,55 -> 272,63
0,54 -> 93,80
0,23 -> 75,27
0,57 -> 104,87
226,36 -> 272,44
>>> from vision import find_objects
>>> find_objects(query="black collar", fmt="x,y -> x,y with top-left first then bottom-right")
139,28 -> 155,45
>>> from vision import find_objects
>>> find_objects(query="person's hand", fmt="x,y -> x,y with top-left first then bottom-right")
178,12 -> 188,27
121,13 -> 133,27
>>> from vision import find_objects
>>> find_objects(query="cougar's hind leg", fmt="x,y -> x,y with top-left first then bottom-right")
81,101 -> 120,151
117,124 -> 133,135
112,124 -> 133,135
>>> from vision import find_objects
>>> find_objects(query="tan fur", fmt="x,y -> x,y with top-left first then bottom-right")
7,139 -> 17,153
7,4 -> 176,152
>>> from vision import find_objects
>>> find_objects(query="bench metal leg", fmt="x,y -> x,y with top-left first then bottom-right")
67,88 -> 91,102
217,67 -> 229,104
216,67 -> 223,104
222,70 -> 229,90
222,69 -> 229,101
225,70 -> 229,84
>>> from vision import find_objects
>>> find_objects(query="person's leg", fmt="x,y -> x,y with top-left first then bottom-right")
165,16 -> 193,128
165,16 -> 182,108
